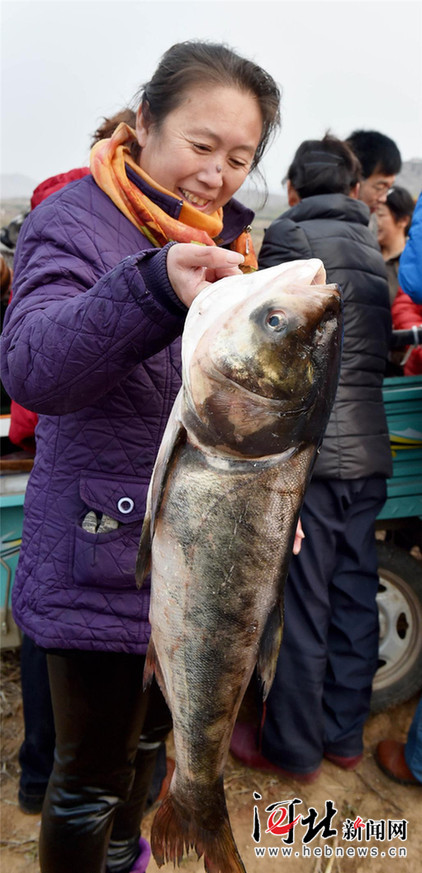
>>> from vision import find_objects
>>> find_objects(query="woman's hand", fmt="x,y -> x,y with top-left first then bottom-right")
293,518 -> 305,555
167,243 -> 244,308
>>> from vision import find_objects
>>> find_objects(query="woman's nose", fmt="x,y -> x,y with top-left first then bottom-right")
197,161 -> 224,187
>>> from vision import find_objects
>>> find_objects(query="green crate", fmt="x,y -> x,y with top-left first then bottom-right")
378,375 -> 422,521
0,481 -> 26,648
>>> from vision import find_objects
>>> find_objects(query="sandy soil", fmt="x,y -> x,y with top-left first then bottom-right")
1,649 -> 421,873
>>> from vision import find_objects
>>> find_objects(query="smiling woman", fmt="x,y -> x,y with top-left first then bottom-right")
0,39 -> 280,873
135,85 -> 263,213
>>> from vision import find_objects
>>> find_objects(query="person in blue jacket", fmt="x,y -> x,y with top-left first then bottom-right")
398,193 -> 422,303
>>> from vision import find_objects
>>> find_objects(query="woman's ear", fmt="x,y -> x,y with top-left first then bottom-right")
287,180 -> 301,206
135,105 -> 149,148
397,215 -> 411,232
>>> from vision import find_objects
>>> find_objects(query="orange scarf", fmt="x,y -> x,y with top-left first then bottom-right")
90,123 -> 257,271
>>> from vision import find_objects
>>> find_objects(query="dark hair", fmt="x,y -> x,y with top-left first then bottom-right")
385,185 -> 415,233
90,107 -> 139,161
346,129 -> 402,178
90,108 -> 136,146
287,134 -> 361,199
133,40 -> 281,172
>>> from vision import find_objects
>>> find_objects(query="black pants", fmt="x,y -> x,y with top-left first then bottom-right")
39,649 -> 172,873
19,635 -> 55,809
18,637 -> 166,815
261,477 -> 386,772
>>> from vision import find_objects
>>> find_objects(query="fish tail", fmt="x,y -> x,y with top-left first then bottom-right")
151,790 -> 246,872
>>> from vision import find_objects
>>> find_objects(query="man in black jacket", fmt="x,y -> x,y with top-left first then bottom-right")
230,135 -> 392,781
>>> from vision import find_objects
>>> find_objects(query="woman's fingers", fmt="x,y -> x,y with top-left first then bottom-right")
167,244 -> 244,307
293,518 -> 305,555
170,243 -> 243,270
205,262 -> 245,282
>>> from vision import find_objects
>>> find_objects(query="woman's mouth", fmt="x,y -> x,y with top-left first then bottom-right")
179,188 -> 211,209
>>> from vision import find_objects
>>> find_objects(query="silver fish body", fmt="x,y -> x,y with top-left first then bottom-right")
136,259 -> 342,872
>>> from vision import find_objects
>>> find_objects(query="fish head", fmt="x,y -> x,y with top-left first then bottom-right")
182,259 -> 342,457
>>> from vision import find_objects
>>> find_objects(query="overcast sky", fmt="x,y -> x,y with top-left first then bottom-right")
1,0 -> 421,194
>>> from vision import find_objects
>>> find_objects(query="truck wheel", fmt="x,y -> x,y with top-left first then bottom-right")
371,542 -> 422,713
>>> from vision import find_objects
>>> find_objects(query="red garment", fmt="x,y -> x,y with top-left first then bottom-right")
9,400 -> 38,452
30,167 -> 89,209
391,287 -> 422,375
9,168 -> 90,449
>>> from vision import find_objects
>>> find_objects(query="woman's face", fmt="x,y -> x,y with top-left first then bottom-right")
136,85 -> 263,214
376,203 -> 407,250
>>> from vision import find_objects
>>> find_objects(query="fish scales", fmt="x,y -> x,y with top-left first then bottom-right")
136,259 -> 343,872
149,442 -> 313,763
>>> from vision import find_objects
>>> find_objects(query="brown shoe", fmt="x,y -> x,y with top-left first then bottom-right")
375,740 -> 421,786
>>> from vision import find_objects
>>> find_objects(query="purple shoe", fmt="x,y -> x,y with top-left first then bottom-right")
130,837 -> 151,873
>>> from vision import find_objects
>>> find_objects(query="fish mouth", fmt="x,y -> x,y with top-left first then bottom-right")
209,365 -> 311,416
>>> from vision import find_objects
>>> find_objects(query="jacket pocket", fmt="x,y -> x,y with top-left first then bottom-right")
73,471 -> 149,589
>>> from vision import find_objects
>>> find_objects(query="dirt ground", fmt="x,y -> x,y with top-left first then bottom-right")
1,649 -> 421,873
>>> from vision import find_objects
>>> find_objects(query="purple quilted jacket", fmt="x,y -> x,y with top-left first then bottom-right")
1,173 -> 253,653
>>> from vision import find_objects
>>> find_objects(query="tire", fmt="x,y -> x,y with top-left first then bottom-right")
371,541 -> 422,713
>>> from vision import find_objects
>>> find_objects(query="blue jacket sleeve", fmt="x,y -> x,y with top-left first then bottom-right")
0,207 -> 186,415
398,193 -> 422,303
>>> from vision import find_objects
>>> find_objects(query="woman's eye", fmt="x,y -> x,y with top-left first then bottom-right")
266,310 -> 288,332
193,142 -> 212,153
229,158 -> 248,170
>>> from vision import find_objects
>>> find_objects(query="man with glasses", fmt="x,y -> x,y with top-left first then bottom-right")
346,129 -> 402,213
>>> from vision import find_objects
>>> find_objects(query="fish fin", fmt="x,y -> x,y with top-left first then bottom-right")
151,789 -> 246,873
143,637 -> 170,708
135,509 -> 152,588
135,391 -> 186,589
148,390 -> 186,532
256,604 -> 284,700
142,637 -> 156,690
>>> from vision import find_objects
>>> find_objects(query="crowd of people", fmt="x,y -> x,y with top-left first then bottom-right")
1,38 -> 421,873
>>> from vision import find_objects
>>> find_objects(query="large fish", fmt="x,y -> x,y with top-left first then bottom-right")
136,259 -> 342,872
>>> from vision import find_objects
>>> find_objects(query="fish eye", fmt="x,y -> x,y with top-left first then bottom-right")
265,310 -> 287,332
